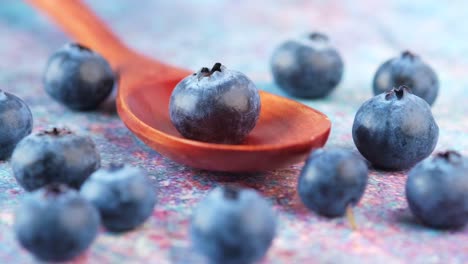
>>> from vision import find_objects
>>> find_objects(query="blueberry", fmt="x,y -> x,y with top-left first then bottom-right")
80,164 -> 157,232
270,32 -> 344,98
190,186 -> 276,264
298,148 -> 368,219
352,86 -> 439,170
14,184 -> 100,262
406,151 -> 468,229
11,127 -> 100,191
0,90 -> 33,160
373,51 -> 439,105
169,63 -> 261,144
44,43 -> 115,110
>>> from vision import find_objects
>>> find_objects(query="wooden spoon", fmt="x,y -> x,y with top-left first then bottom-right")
28,0 -> 331,172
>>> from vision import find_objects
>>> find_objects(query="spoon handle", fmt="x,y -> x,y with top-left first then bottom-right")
27,0 -> 134,68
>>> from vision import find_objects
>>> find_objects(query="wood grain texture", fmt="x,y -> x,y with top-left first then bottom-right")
28,0 -> 331,171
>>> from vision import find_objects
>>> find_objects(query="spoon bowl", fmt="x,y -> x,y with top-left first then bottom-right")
28,0 -> 331,171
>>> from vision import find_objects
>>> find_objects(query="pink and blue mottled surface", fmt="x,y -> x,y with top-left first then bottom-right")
0,1 -> 467,263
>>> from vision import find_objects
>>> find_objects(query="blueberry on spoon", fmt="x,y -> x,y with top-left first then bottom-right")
169,63 -> 261,144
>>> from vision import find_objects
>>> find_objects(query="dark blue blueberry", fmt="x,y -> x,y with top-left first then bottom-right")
298,148 -> 368,218
270,32 -> 344,98
373,51 -> 439,105
169,63 -> 261,144
11,127 -> 100,191
0,90 -> 33,160
190,186 -> 276,264
352,86 -> 439,170
406,151 -> 468,229
44,43 -> 115,110
14,184 -> 100,262
80,164 -> 157,232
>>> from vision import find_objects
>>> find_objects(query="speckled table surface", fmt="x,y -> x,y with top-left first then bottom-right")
0,0 -> 467,263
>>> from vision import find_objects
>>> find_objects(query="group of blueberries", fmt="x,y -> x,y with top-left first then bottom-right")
168,32 -> 467,264
0,31 -> 466,264
1,43 -> 156,262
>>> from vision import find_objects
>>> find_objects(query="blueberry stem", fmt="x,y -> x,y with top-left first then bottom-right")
346,205 -> 358,231
40,127 -> 72,136
223,186 -> 240,200
436,150 -> 462,163
385,86 -> 408,100
197,63 -> 223,79
401,50 -> 416,60
44,183 -> 67,197
394,86 -> 406,99
309,32 -> 328,41
210,63 -> 222,74
71,43 -> 92,52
